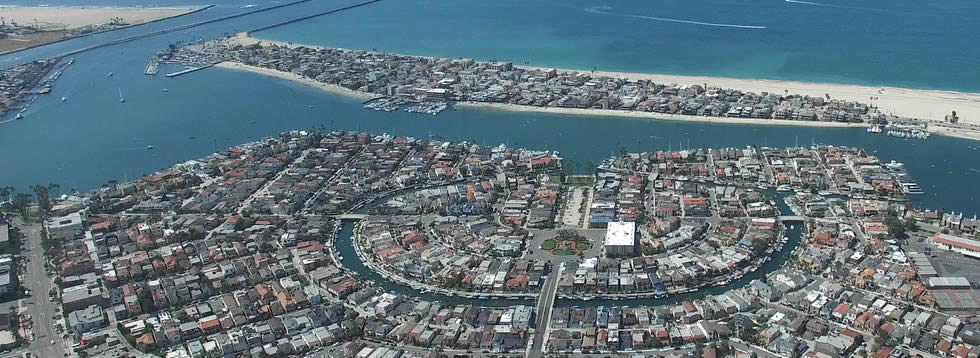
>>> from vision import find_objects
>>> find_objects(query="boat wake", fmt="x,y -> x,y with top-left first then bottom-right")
784,0 -> 840,7
784,0 -> 881,11
585,6 -> 767,29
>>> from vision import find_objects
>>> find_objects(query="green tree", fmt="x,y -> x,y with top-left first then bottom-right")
884,215 -> 906,238
11,193 -> 31,218
904,218 -> 919,233
31,184 -> 51,214
0,186 -> 13,203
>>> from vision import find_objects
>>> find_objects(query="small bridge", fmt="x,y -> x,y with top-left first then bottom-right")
778,215 -> 805,222
336,214 -> 368,220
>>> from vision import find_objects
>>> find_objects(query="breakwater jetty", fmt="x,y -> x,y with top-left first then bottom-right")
248,0 -> 385,33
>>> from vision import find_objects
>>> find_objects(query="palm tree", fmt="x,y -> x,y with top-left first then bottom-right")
0,186 -> 13,203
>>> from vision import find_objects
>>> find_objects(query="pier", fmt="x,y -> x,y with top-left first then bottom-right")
164,64 -> 213,77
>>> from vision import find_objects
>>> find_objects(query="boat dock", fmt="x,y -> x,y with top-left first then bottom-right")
165,64 -> 213,77
144,57 -> 160,75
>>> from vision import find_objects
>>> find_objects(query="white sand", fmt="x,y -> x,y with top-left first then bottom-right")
0,6 -> 198,30
215,61 -> 374,100
544,67 -> 980,126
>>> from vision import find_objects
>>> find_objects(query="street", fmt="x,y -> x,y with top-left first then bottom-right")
529,262 -> 562,358
10,217 -> 67,358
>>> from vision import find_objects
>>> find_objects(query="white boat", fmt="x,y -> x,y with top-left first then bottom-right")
15,113 -> 23,120
790,224 -> 795,229
776,185 -> 792,192
145,145 -> 154,150
818,190 -> 832,196
61,96 -> 67,102
119,88 -> 126,103
108,72 -> 113,77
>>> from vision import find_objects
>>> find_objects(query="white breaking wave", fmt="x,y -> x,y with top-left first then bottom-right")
585,6 -> 767,29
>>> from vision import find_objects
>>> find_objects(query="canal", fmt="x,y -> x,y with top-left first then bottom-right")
331,190 -> 804,308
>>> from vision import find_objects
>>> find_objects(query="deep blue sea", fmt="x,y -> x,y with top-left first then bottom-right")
0,0 -> 978,216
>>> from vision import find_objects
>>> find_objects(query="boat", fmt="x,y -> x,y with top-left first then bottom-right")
162,88 -> 168,92
867,125 -> 882,133
108,72 -> 113,77
776,185 -> 792,192
118,88 -> 126,103
790,224 -> 795,229
15,113 -> 23,120
61,96 -> 67,102
818,190 -> 832,196
145,145 -> 154,150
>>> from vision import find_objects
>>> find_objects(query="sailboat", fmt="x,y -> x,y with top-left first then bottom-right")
118,88 -> 126,103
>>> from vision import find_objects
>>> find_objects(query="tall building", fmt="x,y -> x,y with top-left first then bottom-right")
604,221 -> 636,257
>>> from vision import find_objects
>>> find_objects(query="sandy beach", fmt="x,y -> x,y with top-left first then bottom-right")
543,67 -> 980,127
215,61 -> 375,100
0,6 -> 199,29
0,6 -> 201,54
221,32 -> 980,139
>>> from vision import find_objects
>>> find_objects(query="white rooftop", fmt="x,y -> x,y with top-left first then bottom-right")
605,222 -> 636,247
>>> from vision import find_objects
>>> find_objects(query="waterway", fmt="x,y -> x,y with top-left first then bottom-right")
331,189 -> 802,308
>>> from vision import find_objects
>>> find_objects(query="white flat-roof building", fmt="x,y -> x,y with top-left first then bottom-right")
605,222 -> 636,257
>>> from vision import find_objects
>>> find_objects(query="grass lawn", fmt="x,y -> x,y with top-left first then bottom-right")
541,239 -> 556,250
575,241 -> 590,250
565,175 -> 595,187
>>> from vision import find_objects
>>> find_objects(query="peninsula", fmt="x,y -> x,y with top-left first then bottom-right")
0,6 -> 205,54
159,33 -> 980,140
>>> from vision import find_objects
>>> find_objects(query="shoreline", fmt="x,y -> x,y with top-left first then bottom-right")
214,61 -> 374,100
0,5 -> 211,55
218,32 -> 980,140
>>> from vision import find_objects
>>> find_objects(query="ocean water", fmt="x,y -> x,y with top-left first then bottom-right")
255,0 -> 980,93
0,0 -> 977,217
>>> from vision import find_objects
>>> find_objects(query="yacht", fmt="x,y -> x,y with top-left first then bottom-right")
145,145 -> 154,150
818,190 -> 833,196
776,185 -> 792,192
61,96 -> 67,102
